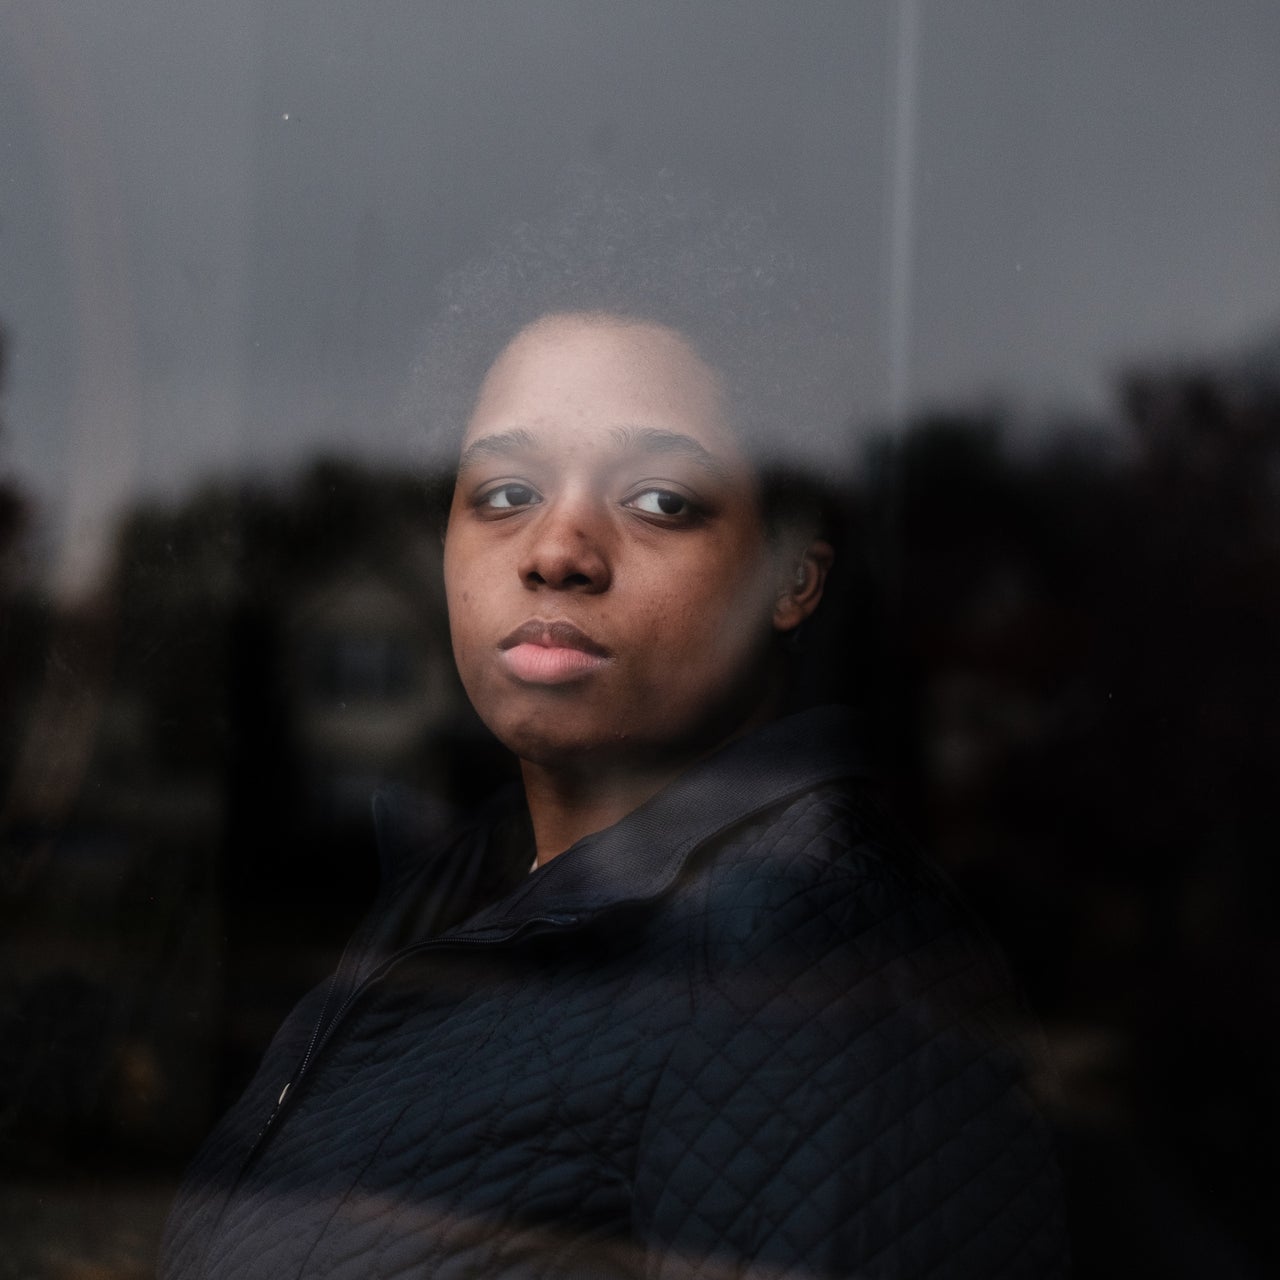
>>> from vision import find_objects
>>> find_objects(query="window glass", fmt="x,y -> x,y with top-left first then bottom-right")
1,3 -> 1277,1274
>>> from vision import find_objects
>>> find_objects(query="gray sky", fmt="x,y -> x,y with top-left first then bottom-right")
2,0 -> 1278,591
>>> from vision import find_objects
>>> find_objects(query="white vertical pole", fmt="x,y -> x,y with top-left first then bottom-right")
886,0 -> 920,426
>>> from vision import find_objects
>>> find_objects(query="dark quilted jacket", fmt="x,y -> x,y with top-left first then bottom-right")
159,707 -> 1067,1278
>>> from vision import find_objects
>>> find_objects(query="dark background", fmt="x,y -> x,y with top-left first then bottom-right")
2,3 -> 1278,1275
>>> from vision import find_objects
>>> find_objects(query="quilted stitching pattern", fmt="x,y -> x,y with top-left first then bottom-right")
634,800 -> 1063,1278
160,777 -> 1066,1279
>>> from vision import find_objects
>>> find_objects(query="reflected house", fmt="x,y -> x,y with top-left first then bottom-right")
214,520 -> 472,1079
287,561 -> 462,825
189,458 -> 479,873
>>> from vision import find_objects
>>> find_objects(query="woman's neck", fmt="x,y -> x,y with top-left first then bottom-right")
520,759 -> 681,866
518,689 -> 784,865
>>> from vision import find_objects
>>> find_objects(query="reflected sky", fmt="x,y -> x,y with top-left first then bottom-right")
1,0 -> 1279,589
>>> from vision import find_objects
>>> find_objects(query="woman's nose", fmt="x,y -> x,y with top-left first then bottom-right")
519,499 -> 612,593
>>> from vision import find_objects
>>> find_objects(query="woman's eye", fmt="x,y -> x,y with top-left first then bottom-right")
627,488 -> 693,518
480,483 -> 539,511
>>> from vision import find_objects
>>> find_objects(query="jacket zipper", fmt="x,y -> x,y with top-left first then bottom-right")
278,913 -> 580,1121
197,913 -> 580,1271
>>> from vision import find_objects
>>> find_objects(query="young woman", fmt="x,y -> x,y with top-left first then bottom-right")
160,188 -> 1067,1278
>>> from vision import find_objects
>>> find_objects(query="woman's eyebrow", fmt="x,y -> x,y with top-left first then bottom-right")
457,427 -> 537,472
608,425 -> 732,480
459,424 -> 734,480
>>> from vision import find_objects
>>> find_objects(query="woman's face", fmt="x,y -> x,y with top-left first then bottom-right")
443,313 -> 817,769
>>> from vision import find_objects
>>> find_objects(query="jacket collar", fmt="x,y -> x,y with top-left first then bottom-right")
377,705 -> 871,939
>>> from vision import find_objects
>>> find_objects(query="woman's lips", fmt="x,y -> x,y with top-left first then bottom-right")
497,620 -> 611,685
501,643 -> 610,684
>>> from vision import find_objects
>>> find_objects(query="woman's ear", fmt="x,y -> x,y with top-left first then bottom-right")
772,539 -> 834,633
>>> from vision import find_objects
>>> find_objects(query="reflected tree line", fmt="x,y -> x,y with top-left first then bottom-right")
1,323 -> 1278,1275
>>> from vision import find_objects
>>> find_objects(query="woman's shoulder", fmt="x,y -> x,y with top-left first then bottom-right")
689,778 -> 1014,1003
699,777 -> 945,906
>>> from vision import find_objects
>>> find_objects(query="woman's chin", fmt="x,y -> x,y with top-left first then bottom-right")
496,721 -> 636,772
490,715 -> 740,782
